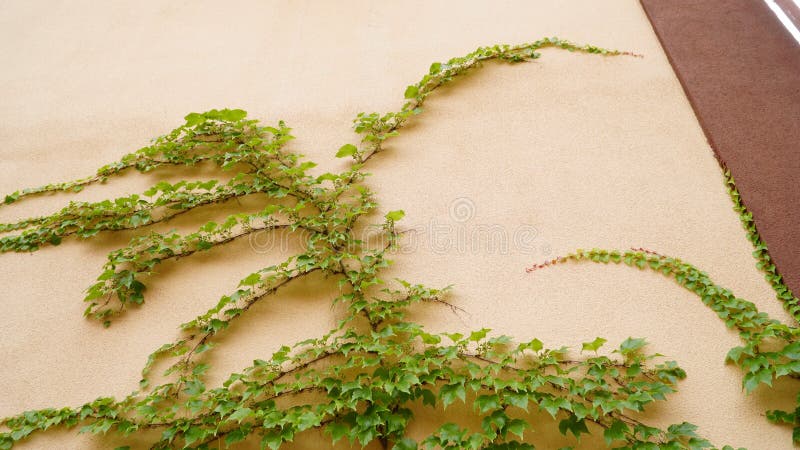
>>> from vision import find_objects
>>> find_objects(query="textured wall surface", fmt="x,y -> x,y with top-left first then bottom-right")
0,1 -> 794,448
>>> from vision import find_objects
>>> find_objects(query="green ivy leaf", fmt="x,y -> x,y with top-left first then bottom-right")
505,392 -> 529,411
581,337 -> 607,353
469,328 -> 489,342
604,419 -> 629,445
506,419 -> 528,439
438,423 -> 465,443
385,210 -> 405,222
240,273 -> 261,286
743,368 -> 773,393
666,422 -> 699,439
336,144 -> 358,158
541,396 -> 571,418
524,338 -> 543,352
619,337 -> 647,355
184,112 -> 205,126
228,407 -> 253,423
558,415 -> 589,439
261,431 -> 282,450
219,109 -> 247,121
325,422 -> 349,444
224,428 -> 248,445
440,382 -> 466,408
393,438 -> 418,450
474,394 -> 501,414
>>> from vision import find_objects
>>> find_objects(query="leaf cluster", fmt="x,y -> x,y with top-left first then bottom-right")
0,39 -> 733,449
544,248 -> 800,444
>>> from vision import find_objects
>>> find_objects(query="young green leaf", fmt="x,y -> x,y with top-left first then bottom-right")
385,210 -> 405,222
336,144 -> 358,158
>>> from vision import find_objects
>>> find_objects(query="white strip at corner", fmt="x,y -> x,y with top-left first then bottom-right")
764,0 -> 800,44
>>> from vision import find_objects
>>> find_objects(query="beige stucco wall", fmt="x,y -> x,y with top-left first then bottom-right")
0,1 -> 794,448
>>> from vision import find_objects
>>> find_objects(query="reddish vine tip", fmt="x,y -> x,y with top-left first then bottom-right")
620,51 -> 645,58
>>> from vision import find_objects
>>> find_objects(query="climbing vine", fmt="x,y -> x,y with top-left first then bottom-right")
722,171 -> 800,322
528,248 -> 800,444
0,38 -> 762,449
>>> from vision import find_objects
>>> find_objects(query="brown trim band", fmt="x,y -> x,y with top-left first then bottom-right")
640,0 -> 800,295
